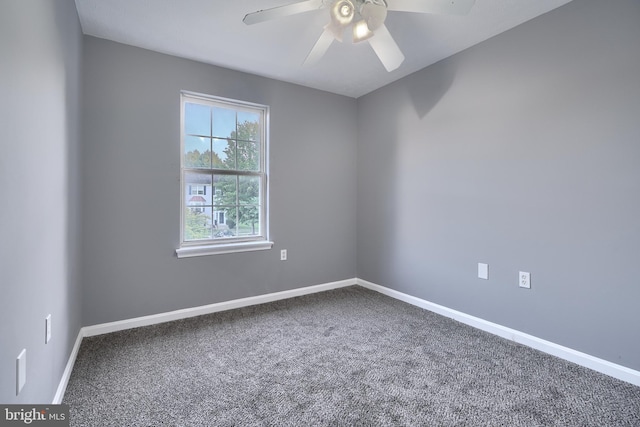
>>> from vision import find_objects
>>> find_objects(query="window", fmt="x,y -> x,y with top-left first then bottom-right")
189,185 -> 206,195
176,91 -> 272,258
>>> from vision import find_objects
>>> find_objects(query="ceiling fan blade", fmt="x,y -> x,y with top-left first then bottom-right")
303,28 -> 335,66
243,0 -> 324,25
368,24 -> 405,72
386,0 -> 476,15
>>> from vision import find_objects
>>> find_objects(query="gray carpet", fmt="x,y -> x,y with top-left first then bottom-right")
63,286 -> 640,426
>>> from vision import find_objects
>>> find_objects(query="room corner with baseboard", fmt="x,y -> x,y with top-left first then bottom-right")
54,278 -> 639,406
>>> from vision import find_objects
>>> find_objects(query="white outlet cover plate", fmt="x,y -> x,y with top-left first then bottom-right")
519,271 -> 531,289
478,263 -> 489,280
46,314 -> 52,344
17,349 -> 26,395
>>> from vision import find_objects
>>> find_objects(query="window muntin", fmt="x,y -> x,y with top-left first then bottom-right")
180,92 -> 268,250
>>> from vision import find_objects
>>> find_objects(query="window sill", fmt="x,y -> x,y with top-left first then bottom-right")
176,240 -> 274,258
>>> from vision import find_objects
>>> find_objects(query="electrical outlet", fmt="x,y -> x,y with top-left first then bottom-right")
280,249 -> 287,261
478,263 -> 488,280
45,314 -> 52,344
519,271 -> 531,289
16,349 -> 26,395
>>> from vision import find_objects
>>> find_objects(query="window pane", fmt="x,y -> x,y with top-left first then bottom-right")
236,140 -> 260,172
184,136 -> 211,168
238,176 -> 260,205
185,103 -> 211,136
212,138 -> 233,169
237,111 -> 261,142
184,207 -> 213,241
238,206 -> 261,237
213,175 -> 236,206
212,107 -> 236,139
212,207 -> 236,239
184,172 -> 212,207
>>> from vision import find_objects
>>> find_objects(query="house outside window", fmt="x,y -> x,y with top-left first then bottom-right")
189,185 -> 206,195
177,91 -> 272,258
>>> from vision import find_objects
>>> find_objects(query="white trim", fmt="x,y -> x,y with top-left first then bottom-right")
179,91 -> 270,253
54,279 -> 356,401
83,278 -> 356,337
176,240 -> 274,258
357,278 -> 640,387
52,329 -> 84,404
54,277 -> 639,404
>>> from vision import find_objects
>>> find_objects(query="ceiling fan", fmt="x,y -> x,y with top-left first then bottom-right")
243,0 -> 476,72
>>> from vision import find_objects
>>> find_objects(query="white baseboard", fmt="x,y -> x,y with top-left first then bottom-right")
357,278 -> 640,387
54,278 -> 356,402
54,276 -> 638,403
52,329 -> 84,404
83,278 -> 357,337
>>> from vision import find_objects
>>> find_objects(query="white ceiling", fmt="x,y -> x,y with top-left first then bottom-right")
74,0 -> 573,98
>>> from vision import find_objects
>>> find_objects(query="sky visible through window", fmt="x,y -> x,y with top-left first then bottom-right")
184,103 -> 259,168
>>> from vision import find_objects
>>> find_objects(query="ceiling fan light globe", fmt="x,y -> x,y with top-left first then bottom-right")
353,19 -> 374,43
330,0 -> 355,26
361,2 -> 387,31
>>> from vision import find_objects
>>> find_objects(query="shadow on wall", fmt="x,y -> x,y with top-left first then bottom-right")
357,59 -> 457,287
407,58 -> 457,119
386,58 -> 458,291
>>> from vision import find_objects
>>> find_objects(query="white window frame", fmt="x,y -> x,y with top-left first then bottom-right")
176,91 -> 272,258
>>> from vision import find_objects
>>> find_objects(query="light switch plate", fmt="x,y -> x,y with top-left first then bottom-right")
478,263 -> 489,280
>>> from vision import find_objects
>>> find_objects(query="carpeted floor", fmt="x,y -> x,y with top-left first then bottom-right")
63,286 -> 640,426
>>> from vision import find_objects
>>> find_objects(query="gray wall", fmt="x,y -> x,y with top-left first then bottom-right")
81,37 -> 358,325
0,0 -> 83,403
357,0 -> 640,371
